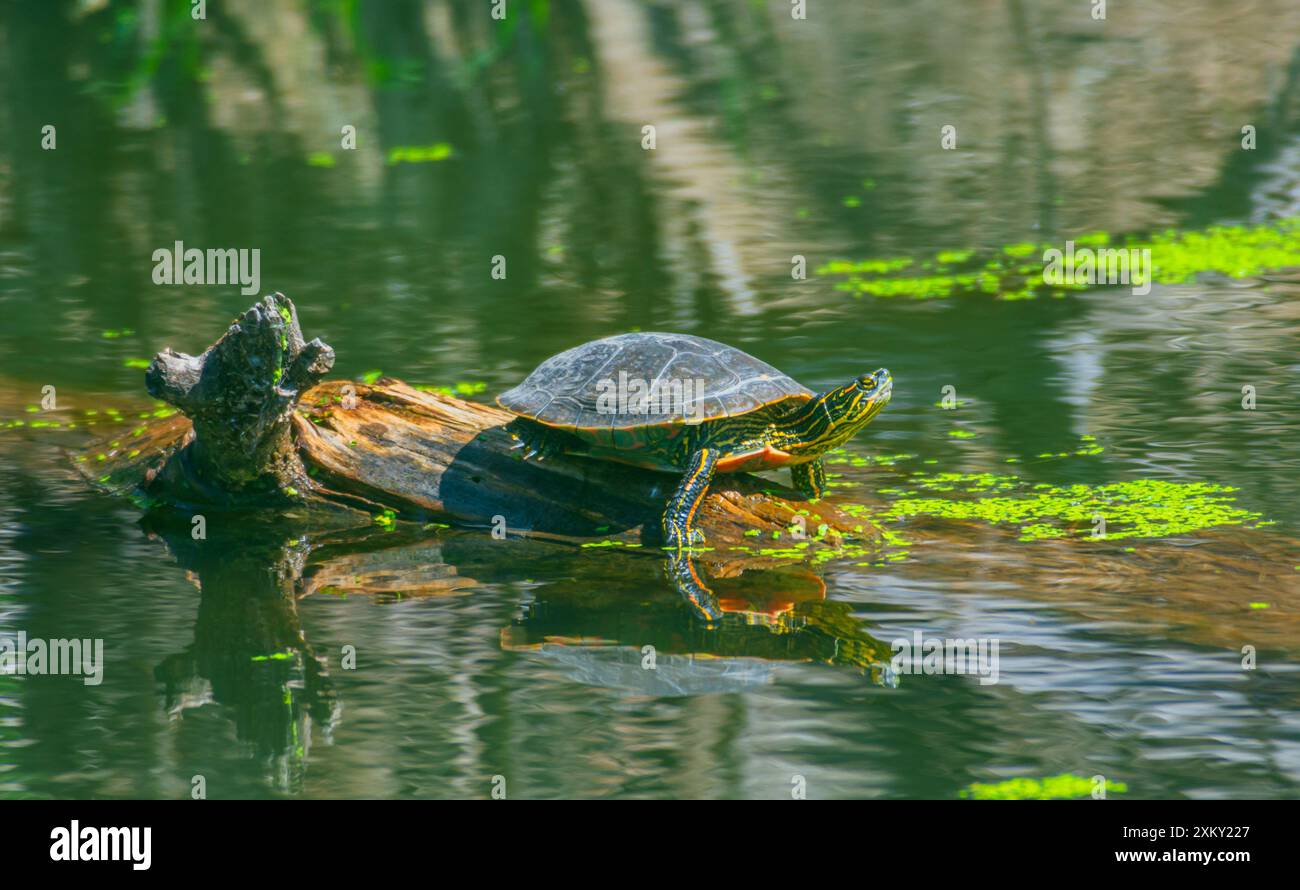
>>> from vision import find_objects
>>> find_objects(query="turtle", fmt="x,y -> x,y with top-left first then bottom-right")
497,332 -> 892,553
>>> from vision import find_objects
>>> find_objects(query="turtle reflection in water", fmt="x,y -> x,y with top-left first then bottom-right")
497,333 -> 892,619
501,564 -> 898,692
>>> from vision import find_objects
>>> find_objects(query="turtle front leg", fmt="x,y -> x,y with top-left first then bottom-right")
791,459 -> 827,500
662,447 -> 718,550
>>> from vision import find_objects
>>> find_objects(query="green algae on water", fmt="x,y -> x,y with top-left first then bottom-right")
824,448 -> 916,469
250,651 -> 295,663
413,381 -> 489,398
819,216 -> 1300,300
960,773 -> 1127,800
386,143 -> 453,165
880,475 -> 1262,542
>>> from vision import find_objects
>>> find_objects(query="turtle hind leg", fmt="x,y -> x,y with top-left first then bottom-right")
505,417 -> 586,461
791,459 -> 827,500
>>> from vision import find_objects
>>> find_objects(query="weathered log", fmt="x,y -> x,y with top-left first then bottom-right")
110,294 -> 876,558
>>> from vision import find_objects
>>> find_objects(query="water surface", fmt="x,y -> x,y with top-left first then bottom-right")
1,0 -> 1298,799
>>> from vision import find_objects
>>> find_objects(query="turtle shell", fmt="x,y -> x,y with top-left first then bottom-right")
497,332 -> 813,430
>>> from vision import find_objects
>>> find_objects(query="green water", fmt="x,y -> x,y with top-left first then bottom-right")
1,0 -> 1299,799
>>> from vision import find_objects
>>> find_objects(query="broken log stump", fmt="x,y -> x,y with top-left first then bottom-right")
143,293 -> 335,503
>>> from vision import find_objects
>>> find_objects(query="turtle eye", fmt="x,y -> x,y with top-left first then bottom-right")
859,369 -> 891,392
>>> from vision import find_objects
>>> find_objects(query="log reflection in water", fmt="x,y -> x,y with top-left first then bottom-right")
140,514 -> 897,787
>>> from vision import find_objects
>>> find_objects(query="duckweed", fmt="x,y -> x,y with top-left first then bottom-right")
819,216 -> 1300,300
250,651 -> 295,663
960,773 -> 1127,800
881,476 -> 1261,542
414,381 -> 489,398
825,449 -> 915,468
386,143 -> 453,165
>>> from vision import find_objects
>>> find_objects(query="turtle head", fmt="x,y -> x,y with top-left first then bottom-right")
834,367 -> 892,430
788,368 -> 892,455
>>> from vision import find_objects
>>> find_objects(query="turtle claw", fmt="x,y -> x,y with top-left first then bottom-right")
666,527 -> 707,551
524,448 -> 539,460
